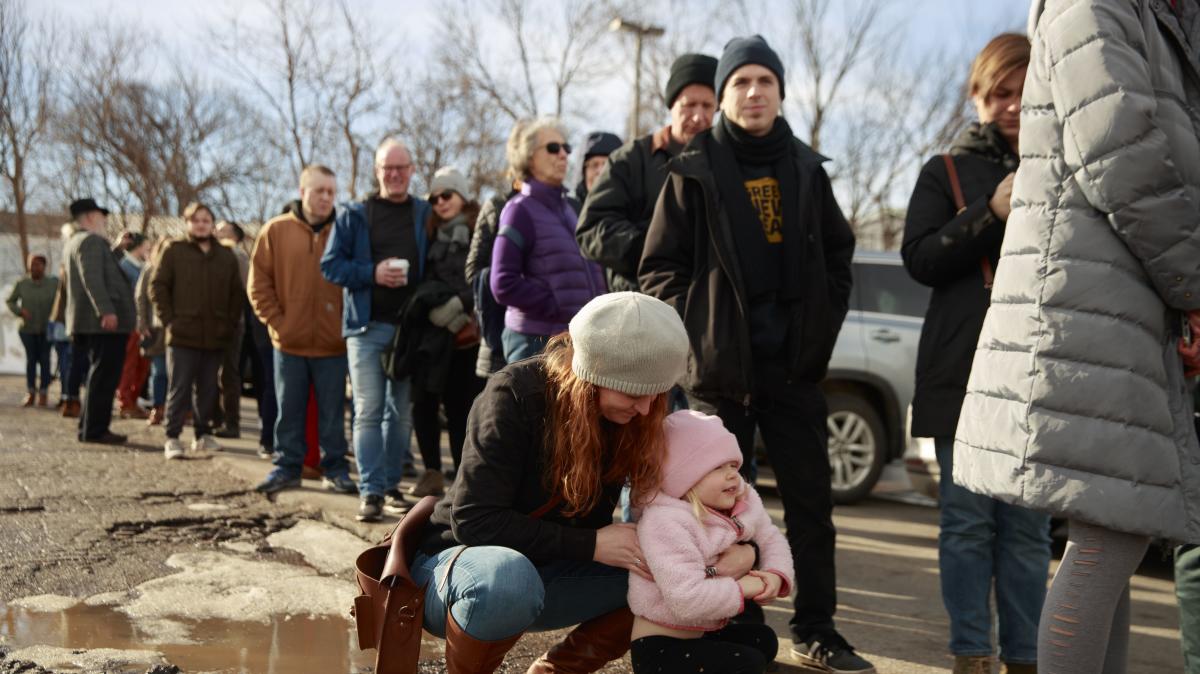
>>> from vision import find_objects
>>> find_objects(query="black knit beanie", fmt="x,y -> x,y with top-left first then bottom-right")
664,53 -> 718,108
715,35 -> 785,103
583,131 -> 623,160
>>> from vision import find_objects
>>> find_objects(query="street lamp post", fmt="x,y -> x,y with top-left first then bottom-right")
609,18 -> 664,139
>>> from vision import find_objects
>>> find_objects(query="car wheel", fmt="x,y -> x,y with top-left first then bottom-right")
826,391 -> 887,505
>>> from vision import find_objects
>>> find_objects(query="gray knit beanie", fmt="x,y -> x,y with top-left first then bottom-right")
428,166 -> 470,199
569,292 -> 689,396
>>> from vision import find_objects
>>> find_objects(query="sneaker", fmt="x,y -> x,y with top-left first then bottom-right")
164,438 -> 185,460
384,489 -> 413,514
357,494 -> 384,522
322,474 -> 359,494
214,427 -> 240,439
192,435 -> 222,453
791,632 -> 876,674
257,445 -> 274,460
255,471 -> 302,494
407,469 -> 445,497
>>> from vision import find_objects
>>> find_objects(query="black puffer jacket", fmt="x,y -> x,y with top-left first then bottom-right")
901,122 -> 1016,438
420,356 -> 622,563
638,129 -> 855,402
577,127 -> 677,293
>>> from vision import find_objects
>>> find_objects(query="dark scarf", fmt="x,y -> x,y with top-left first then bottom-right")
709,114 -> 805,301
285,199 -> 335,233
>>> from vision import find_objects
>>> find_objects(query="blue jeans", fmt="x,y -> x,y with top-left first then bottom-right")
150,354 -> 168,407
412,545 -> 629,641
19,332 -> 51,393
270,350 -> 350,480
501,328 -> 549,364
52,340 -> 70,399
346,322 -> 412,496
936,437 -> 1051,662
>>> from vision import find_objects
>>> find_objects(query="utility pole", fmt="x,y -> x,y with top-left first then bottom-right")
609,18 -> 664,140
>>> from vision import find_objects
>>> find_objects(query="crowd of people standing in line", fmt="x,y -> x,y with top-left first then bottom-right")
6,2 -> 1200,671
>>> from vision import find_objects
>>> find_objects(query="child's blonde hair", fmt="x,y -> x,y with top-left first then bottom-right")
683,480 -> 746,522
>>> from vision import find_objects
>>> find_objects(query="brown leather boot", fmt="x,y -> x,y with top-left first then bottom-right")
147,406 -> 164,426
444,612 -> 522,674
61,400 -> 81,418
36,392 -> 48,407
953,655 -> 995,674
21,393 -> 35,407
526,607 -> 634,673
1001,662 -> 1036,674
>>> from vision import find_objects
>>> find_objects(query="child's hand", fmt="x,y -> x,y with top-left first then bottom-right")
749,570 -> 783,604
736,574 -> 765,599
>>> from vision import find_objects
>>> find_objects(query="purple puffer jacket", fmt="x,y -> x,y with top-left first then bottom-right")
490,179 -> 607,335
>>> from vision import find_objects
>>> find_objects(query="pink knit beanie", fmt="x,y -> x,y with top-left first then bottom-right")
659,410 -> 743,499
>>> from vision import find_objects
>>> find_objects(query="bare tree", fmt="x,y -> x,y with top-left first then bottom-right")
328,0 -> 385,200
216,0 -> 335,182
59,24 -> 273,234
789,0 -> 886,154
390,73 -> 510,198
442,0 -> 623,125
836,47 -> 969,247
0,0 -> 59,269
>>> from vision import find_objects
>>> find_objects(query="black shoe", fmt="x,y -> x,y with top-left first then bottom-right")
402,464 -> 419,479
322,474 -> 359,494
383,489 -> 412,514
255,472 -> 302,495
213,427 -> 240,439
442,467 -> 458,483
791,632 -> 876,674
82,432 -> 127,445
357,494 -> 385,522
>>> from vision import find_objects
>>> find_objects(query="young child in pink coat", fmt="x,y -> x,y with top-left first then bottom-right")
628,410 -> 795,673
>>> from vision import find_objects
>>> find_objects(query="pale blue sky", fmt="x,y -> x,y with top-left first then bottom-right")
41,0 -> 1031,135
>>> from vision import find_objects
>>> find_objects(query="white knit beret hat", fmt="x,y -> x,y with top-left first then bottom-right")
568,292 -> 689,396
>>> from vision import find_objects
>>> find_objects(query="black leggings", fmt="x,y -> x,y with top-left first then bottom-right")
412,346 -> 484,473
630,623 -> 779,674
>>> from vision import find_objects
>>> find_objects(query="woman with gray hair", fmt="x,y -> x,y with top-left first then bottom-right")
489,117 -> 606,363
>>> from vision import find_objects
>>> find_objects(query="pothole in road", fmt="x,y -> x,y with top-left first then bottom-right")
106,513 -> 297,546
0,522 -> 446,673
1,602 -> 373,673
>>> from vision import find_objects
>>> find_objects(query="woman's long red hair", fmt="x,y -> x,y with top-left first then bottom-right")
542,334 -> 668,517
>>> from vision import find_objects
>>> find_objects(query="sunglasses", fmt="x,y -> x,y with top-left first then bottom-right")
543,142 -> 572,155
430,191 -> 457,205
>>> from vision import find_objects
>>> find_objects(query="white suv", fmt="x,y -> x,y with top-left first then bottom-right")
823,251 -> 930,503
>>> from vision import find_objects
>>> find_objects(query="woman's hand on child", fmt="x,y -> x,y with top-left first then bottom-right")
736,573 -> 766,599
594,523 -> 654,581
714,542 -> 756,579
748,570 -> 783,604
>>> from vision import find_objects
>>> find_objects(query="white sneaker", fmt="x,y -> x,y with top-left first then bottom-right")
192,435 -> 222,453
164,438 -> 185,460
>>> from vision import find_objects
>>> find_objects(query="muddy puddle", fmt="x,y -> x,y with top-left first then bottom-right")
0,601 -> 445,673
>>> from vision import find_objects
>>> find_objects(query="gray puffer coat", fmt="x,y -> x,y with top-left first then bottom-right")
955,0 -> 1200,544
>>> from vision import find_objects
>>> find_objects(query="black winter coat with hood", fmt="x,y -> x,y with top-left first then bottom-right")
901,122 -> 1017,438
638,129 -> 855,403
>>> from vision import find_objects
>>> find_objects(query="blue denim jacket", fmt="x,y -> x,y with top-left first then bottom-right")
320,197 -> 430,336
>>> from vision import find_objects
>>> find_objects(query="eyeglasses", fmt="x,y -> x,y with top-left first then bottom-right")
377,164 -> 413,175
542,142 -> 572,155
430,191 -> 457,205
